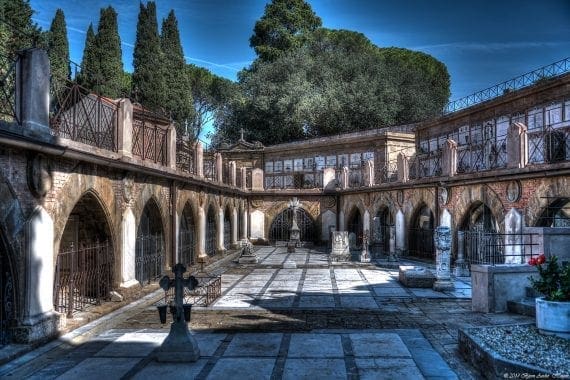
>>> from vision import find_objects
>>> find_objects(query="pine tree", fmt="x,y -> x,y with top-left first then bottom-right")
94,6 -> 124,98
78,23 -> 96,89
160,10 -> 193,134
133,1 -> 166,112
0,0 -> 42,54
47,9 -> 70,81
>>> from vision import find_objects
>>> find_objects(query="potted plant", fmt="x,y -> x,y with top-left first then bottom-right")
528,254 -> 570,339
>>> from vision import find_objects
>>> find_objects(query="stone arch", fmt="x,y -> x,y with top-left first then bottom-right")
408,202 -> 435,259
54,191 -> 116,316
347,206 -> 363,247
179,201 -> 197,266
535,197 -> 570,227
268,206 -> 316,243
526,177 -> 570,227
402,188 -> 435,232
459,201 -> 499,232
135,197 -> 166,284
453,184 -> 504,233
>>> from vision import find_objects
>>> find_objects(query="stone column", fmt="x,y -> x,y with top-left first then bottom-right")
215,153 -> 223,183
397,152 -> 409,183
251,168 -> 264,191
454,231 -> 470,277
196,205 -> 207,260
250,209 -> 265,240
504,208 -> 523,264
395,209 -> 405,255
21,206 -> 59,343
231,207 -> 238,248
362,160 -> 374,186
216,207 -> 225,254
241,207 -> 248,240
120,208 -> 138,288
442,139 -> 457,177
322,167 -> 336,190
338,210 -> 345,231
17,48 -> 50,136
167,124 -> 177,170
229,161 -> 236,187
195,141 -> 204,178
507,122 -> 528,169
433,226 -> 455,291
341,167 -> 349,189
117,98 -> 133,158
389,225 -> 397,261
240,167 -> 247,190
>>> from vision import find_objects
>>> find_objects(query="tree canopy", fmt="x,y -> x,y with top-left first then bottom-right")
47,8 -> 70,82
0,0 -> 42,55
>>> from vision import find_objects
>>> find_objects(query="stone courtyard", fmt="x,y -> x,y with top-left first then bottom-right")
0,247 -> 535,379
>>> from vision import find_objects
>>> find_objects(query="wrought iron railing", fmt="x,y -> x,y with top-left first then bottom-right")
176,138 -> 195,175
53,241 -> 114,318
456,134 -> 508,174
265,171 -> 323,189
132,114 -> 168,165
135,234 -> 164,285
163,276 -> 221,307
203,154 -> 217,181
444,57 -> 570,114
50,79 -> 118,151
528,122 -> 570,165
461,231 -> 539,266
408,153 -> 442,180
179,230 -> 195,266
0,53 -> 18,124
406,228 -> 435,260
376,161 -> 398,184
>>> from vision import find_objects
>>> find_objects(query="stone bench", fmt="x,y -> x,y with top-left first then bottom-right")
398,265 -> 436,288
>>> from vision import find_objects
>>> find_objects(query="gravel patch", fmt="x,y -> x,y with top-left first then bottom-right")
469,324 -> 570,375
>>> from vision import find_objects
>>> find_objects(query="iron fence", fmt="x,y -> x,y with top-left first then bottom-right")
0,252 -> 14,346
528,123 -> 570,165
461,230 -> 539,265
176,138 -> 195,175
163,275 -> 221,307
179,230 -> 195,266
409,153 -> 442,180
50,79 -> 118,151
456,134 -> 508,174
265,171 -> 323,189
53,241 -> 114,318
406,228 -> 435,260
375,161 -> 398,184
203,155 -> 217,181
0,53 -> 18,124
444,57 -> 570,114
132,115 -> 167,165
135,234 -> 165,285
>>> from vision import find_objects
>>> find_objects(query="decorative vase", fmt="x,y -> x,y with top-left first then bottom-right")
535,297 -> 570,339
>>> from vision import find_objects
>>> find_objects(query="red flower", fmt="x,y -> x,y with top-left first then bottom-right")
528,257 -> 537,266
537,254 -> 546,265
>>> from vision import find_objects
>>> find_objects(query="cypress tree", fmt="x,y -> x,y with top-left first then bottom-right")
133,1 -> 166,112
47,9 -> 70,81
0,0 -> 42,54
78,23 -> 96,89
160,10 -> 193,134
94,6 -> 124,98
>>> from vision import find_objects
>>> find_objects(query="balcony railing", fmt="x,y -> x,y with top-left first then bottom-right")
176,138 -> 195,175
0,53 -> 18,124
132,113 -> 168,165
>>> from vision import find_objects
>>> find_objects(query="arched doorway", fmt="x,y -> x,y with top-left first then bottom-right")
179,203 -> 195,266
347,208 -> 363,248
205,206 -> 216,256
54,193 -> 114,317
536,198 -> 570,227
135,199 -> 164,285
460,202 -> 501,264
408,204 -> 434,260
269,207 -> 316,243
372,207 -> 393,256
0,233 -> 15,346
223,206 -> 231,250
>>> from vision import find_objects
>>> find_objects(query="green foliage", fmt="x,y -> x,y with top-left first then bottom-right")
161,10 -> 193,134
250,0 -> 321,62
529,255 -> 570,302
47,9 -> 70,81
78,23 -> 96,88
0,0 -> 42,54
133,1 -> 166,112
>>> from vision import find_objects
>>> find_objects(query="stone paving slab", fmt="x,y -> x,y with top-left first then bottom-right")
350,332 -> 411,357
208,357 -> 276,379
57,357 -> 142,380
224,333 -> 282,357
283,358 -> 347,380
94,332 -> 165,357
355,358 -> 424,379
288,333 -> 344,358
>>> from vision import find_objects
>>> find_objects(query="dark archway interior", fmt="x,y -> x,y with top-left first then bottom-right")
206,206 -> 216,256
460,202 -> 503,265
347,208 -> 363,247
536,197 -> 570,227
372,207 -> 393,255
409,204 -> 434,259
180,203 -> 195,266
269,208 -> 316,243
135,199 -> 164,284
224,207 -> 231,249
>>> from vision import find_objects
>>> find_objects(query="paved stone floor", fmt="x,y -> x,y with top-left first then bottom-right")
0,247 -> 533,379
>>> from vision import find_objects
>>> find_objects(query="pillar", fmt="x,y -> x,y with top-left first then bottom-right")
229,161 -> 236,187
216,207 -> 225,254
433,226 -> 454,291
117,98 -> 133,158
17,48 -> 50,135
395,209 -> 405,254
195,141 -> 204,178
338,210 -> 345,231
363,160 -> 374,187
120,207 -> 138,288
196,205 -> 206,260
507,122 -> 528,169
397,152 -> 409,183
504,208 -> 523,264
442,139 -> 457,177
241,207 -> 248,240
215,153 -> 223,183
251,168 -> 264,191
341,167 -> 349,189
231,207 -> 238,248
167,124 -> 177,170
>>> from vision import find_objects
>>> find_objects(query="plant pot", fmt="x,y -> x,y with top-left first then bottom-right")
183,304 -> 192,322
535,297 -> 570,339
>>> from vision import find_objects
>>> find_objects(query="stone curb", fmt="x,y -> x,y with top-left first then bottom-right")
458,325 -> 551,378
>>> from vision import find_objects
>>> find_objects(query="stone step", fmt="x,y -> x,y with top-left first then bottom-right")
507,297 -> 536,317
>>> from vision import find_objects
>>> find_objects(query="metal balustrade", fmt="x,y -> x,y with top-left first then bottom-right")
176,138 -> 195,175
0,53 -> 18,124
135,234 -> 165,285
132,114 -> 168,165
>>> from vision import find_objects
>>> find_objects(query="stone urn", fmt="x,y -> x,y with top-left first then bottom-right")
535,297 -> 570,339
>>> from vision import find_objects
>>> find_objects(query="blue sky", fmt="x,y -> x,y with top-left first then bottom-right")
30,0 -> 570,101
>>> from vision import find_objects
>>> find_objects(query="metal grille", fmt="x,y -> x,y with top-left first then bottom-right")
223,213 -> 231,249
203,155 -> 217,181
135,234 -> 164,285
53,241 -> 114,318
0,53 -> 18,124
179,230 -> 195,266
164,276 -> 221,307
408,228 -> 435,259
206,208 -> 216,256
535,197 -> 570,227
348,168 -> 363,188
457,134 -> 508,174
347,210 -> 363,247
371,211 -> 392,256
375,161 -> 398,184
462,231 -> 503,265
176,138 -> 195,174
132,116 -> 167,165
409,153 -> 442,179
528,126 -> 570,165
269,208 -> 315,243
265,172 -> 323,189
50,80 -> 118,151
1,246 -> 14,346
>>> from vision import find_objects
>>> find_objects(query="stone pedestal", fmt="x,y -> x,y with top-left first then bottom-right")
238,242 -> 258,264
399,266 -> 436,288
330,231 -> 350,262
433,226 -> 455,291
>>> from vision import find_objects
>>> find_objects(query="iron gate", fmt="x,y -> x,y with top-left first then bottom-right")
269,208 -> 315,243
347,210 -> 363,247
135,234 -> 164,285
53,241 -> 114,317
206,208 -> 216,256
179,230 -> 195,266
462,230 -> 504,265
1,247 -> 14,346
371,213 -> 392,256
408,228 -> 435,259
223,214 -> 231,249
